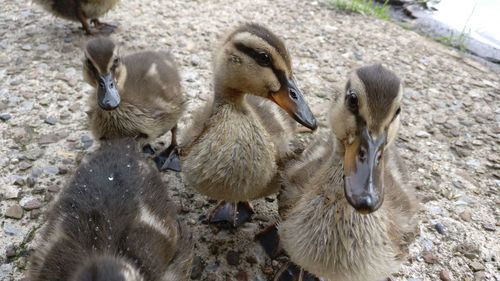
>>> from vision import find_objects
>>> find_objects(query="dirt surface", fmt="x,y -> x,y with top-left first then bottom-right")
1,0 -> 499,280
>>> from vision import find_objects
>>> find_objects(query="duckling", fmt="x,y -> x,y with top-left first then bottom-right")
28,139 -> 193,281
84,37 -> 186,172
33,0 -> 120,35
181,23 -> 317,228
261,64 -> 418,280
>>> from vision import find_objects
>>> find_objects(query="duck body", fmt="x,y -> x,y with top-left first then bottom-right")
87,51 -> 185,143
183,99 -> 280,202
273,64 -> 417,280
278,134 -> 416,281
28,139 -> 193,281
181,23 -> 317,227
84,37 -> 186,171
34,0 -> 120,34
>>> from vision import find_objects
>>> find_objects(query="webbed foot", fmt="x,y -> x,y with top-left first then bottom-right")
274,262 -> 319,281
90,19 -> 117,34
142,144 -> 155,155
153,145 -> 181,172
209,201 -> 254,228
255,223 -> 283,258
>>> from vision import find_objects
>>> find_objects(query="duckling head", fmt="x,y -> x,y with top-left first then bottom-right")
330,64 -> 402,214
213,23 -> 317,130
71,256 -> 143,281
83,37 -> 124,111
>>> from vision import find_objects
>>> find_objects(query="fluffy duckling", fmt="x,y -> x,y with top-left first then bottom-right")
84,37 -> 186,172
33,0 -> 120,35
262,64 -> 418,280
182,23 -> 317,228
28,139 -> 193,281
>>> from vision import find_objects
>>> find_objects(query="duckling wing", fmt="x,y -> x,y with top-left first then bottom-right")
278,131 -> 335,218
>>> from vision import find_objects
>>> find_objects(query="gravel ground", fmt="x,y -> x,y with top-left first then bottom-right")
1,0 -> 499,280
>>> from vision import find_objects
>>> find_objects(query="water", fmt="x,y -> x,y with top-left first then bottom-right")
432,0 -> 500,49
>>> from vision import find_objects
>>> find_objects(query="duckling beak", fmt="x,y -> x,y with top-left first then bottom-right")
269,78 -> 317,130
97,73 -> 120,110
343,127 -> 385,214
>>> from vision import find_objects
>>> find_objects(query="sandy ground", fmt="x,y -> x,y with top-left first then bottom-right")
0,0 -> 499,280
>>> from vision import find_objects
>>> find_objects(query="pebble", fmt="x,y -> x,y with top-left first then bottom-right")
235,270 -> 248,281
460,210 -> 472,222
18,162 -> 32,171
469,261 -> 485,272
5,205 -> 23,219
190,256 -> 205,279
47,185 -> 60,193
226,250 -> 240,266
434,223 -> 445,235
38,134 -> 62,145
5,245 -> 17,259
4,189 -> 20,199
4,224 -> 19,236
45,166 -> 59,175
44,115 -> 57,125
474,271 -> 486,281
81,134 -> 94,149
423,251 -> 438,264
439,269 -> 451,281
416,131 -> 430,138
482,223 -> 495,232
0,113 -> 11,121
20,197 -> 42,210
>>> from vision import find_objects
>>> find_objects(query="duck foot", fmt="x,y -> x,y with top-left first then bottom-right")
209,201 -> 254,228
274,262 -> 319,281
153,145 -> 181,172
255,223 -> 283,259
90,19 -> 118,34
142,144 -> 155,155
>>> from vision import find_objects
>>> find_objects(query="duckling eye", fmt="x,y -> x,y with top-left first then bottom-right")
395,107 -> 401,116
346,90 -> 358,112
111,58 -> 119,70
256,52 -> 271,67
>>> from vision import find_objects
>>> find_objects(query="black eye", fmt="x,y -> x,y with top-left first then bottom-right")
395,107 -> 401,116
346,90 -> 358,112
256,52 -> 271,67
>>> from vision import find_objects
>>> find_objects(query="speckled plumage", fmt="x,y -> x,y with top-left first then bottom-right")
28,139 -> 193,281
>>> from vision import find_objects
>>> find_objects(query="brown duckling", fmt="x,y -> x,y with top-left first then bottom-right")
33,0 -> 120,35
28,139 -> 193,281
181,23 -> 317,228
259,64 -> 418,280
83,37 -> 186,172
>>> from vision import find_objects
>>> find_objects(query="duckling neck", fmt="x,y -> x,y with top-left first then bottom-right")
213,85 -> 246,108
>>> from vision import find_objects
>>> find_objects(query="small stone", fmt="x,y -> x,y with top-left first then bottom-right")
30,209 -> 42,219
245,255 -> 257,264
47,185 -> 60,193
482,223 -> 495,232
5,205 -> 23,219
439,269 -> 451,281
45,166 -> 59,175
423,251 -> 438,264
226,250 -> 240,266
235,271 -> 248,281
21,44 -> 32,51
38,134 -> 61,145
18,161 -> 33,171
474,271 -> 486,281
460,210 -> 472,221
26,176 -> 36,187
455,243 -> 481,260
4,224 -> 19,236
416,131 -> 430,138
190,256 -> 205,279
20,197 -> 42,210
44,116 -> 57,125
57,166 -> 68,175
434,223 -> 445,235
262,266 -> 274,275
0,113 -> 11,121
4,189 -> 19,199
5,244 -> 17,259
469,261 -> 485,272
81,134 -> 94,149
13,177 -> 25,186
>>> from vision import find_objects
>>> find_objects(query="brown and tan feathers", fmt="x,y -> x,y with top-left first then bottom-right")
87,48 -> 186,143
34,0 -> 120,22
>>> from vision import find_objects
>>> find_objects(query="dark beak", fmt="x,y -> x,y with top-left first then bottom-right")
269,77 -> 317,130
97,73 -> 120,110
343,127 -> 386,214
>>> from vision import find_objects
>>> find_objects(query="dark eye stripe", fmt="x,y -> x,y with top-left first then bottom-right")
234,43 -> 271,66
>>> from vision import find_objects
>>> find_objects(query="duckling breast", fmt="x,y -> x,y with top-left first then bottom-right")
81,0 -> 120,19
279,190 -> 400,281
183,105 -> 277,201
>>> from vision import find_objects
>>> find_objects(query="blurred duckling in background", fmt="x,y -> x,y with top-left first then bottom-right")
258,64 -> 418,280
83,37 -> 186,172
181,23 -> 317,228
33,0 -> 120,35
28,139 -> 193,281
